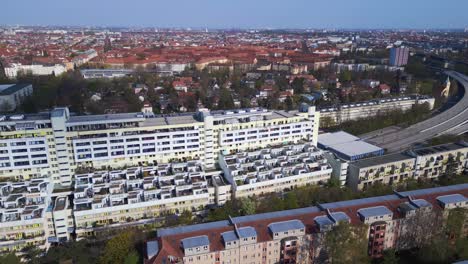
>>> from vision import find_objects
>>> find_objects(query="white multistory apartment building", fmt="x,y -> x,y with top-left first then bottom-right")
0,105 -> 319,187
348,142 -> 468,190
219,143 -> 332,198
0,179 -> 53,253
4,63 -> 67,78
0,84 -> 33,111
72,162 -> 228,239
319,96 -> 435,126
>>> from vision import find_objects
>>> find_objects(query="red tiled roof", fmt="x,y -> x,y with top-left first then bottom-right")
150,186 -> 468,263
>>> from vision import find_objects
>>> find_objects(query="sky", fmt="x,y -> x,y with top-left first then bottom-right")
2,0 -> 468,29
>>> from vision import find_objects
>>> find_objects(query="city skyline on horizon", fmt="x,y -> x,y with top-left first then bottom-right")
2,0 -> 468,30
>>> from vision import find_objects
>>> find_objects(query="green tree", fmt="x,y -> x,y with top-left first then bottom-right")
381,249 -> 399,264
291,77 -> 305,94
100,231 -> 135,264
324,222 -> 370,264
339,70 -> 352,83
240,197 -> 256,215
418,235 -> 454,263
283,192 -> 299,209
0,253 -> 21,264
455,238 -> 468,260
207,199 -> 241,221
217,88 -> 234,109
285,96 -> 294,111
124,250 -> 139,264
447,208 -> 467,239
178,210 -> 194,225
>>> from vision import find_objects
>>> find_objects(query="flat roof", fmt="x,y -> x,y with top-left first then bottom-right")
318,131 -> 360,147
0,83 -> 31,96
237,226 -> 257,238
221,231 -> 238,243
181,235 -> 210,249
318,131 -> 383,160
437,194 -> 467,205
412,143 -> 468,156
268,220 -> 305,233
331,212 -> 351,222
411,199 -> 432,208
357,206 -> 393,219
329,141 -> 383,158
350,153 -> 414,168
146,241 -> 159,259
314,215 -> 334,227
314,212 -> 350,228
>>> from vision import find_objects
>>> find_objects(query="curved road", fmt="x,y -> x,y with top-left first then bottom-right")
366,71 -> 468,152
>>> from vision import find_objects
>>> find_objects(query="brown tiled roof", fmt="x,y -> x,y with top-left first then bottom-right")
149,185 -> 468,263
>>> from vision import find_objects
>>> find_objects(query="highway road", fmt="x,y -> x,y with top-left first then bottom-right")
365,71 -> 468,152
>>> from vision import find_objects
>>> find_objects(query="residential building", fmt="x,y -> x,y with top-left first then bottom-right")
389,47 -> 410,67
319,95 -> 435,126
4,63 -> 66,78
411,143 -> 468,179
219,143 -> 332,198
318,131 -> 384,186
348,153 -> 416,190
0,105 -> 319,187
146,184 -> 468,264
0,84 -> 33,111
72,162 -> 227,239
348,142 -> 468,190
80,69 -> 134,79
0,179 -> 53,254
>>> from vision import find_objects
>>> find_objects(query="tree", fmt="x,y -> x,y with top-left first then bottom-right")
283,192 -> 299,209
291,77 -> 305,94
447,208 -> 467,240
240,197 -> 256,215
0,253 -> 21,264
418,234 -> 454,263
285,96 -> 294,111
381,249 -> 399,264
324,222 -> 370,264
40,239 -> 102,264
396,206 -> 443,250
217,88 -> 234,109
256,193 -> 284,213
207,199 -> 241,221
100,231 -> 135,264
124,250 -> 139,264
339,70 -> 352,83
178,210 -> 194,225
320,116 -> 336,128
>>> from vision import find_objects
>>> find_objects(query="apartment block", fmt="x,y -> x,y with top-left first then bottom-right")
147,184 -> 468,264
348,142 -> 468,190
219,143 -> 332,198
411,143 -> 468,179
0,179 -> 53,253
318,131 -> 384,186
348,153 -> 416,190
319,95 -> 435,127
0,84 -> 33,111
72,162 -> 229,239
0,105 -> 318,187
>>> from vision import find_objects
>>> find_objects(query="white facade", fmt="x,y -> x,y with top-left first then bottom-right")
4,64 -> 66,78
219,143 -> 332,198
320,96 -> 435,126
0,84 -> 33,111
0,179 -> 53,253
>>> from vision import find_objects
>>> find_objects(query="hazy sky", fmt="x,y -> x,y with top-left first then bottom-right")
2,0 -> 468,29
